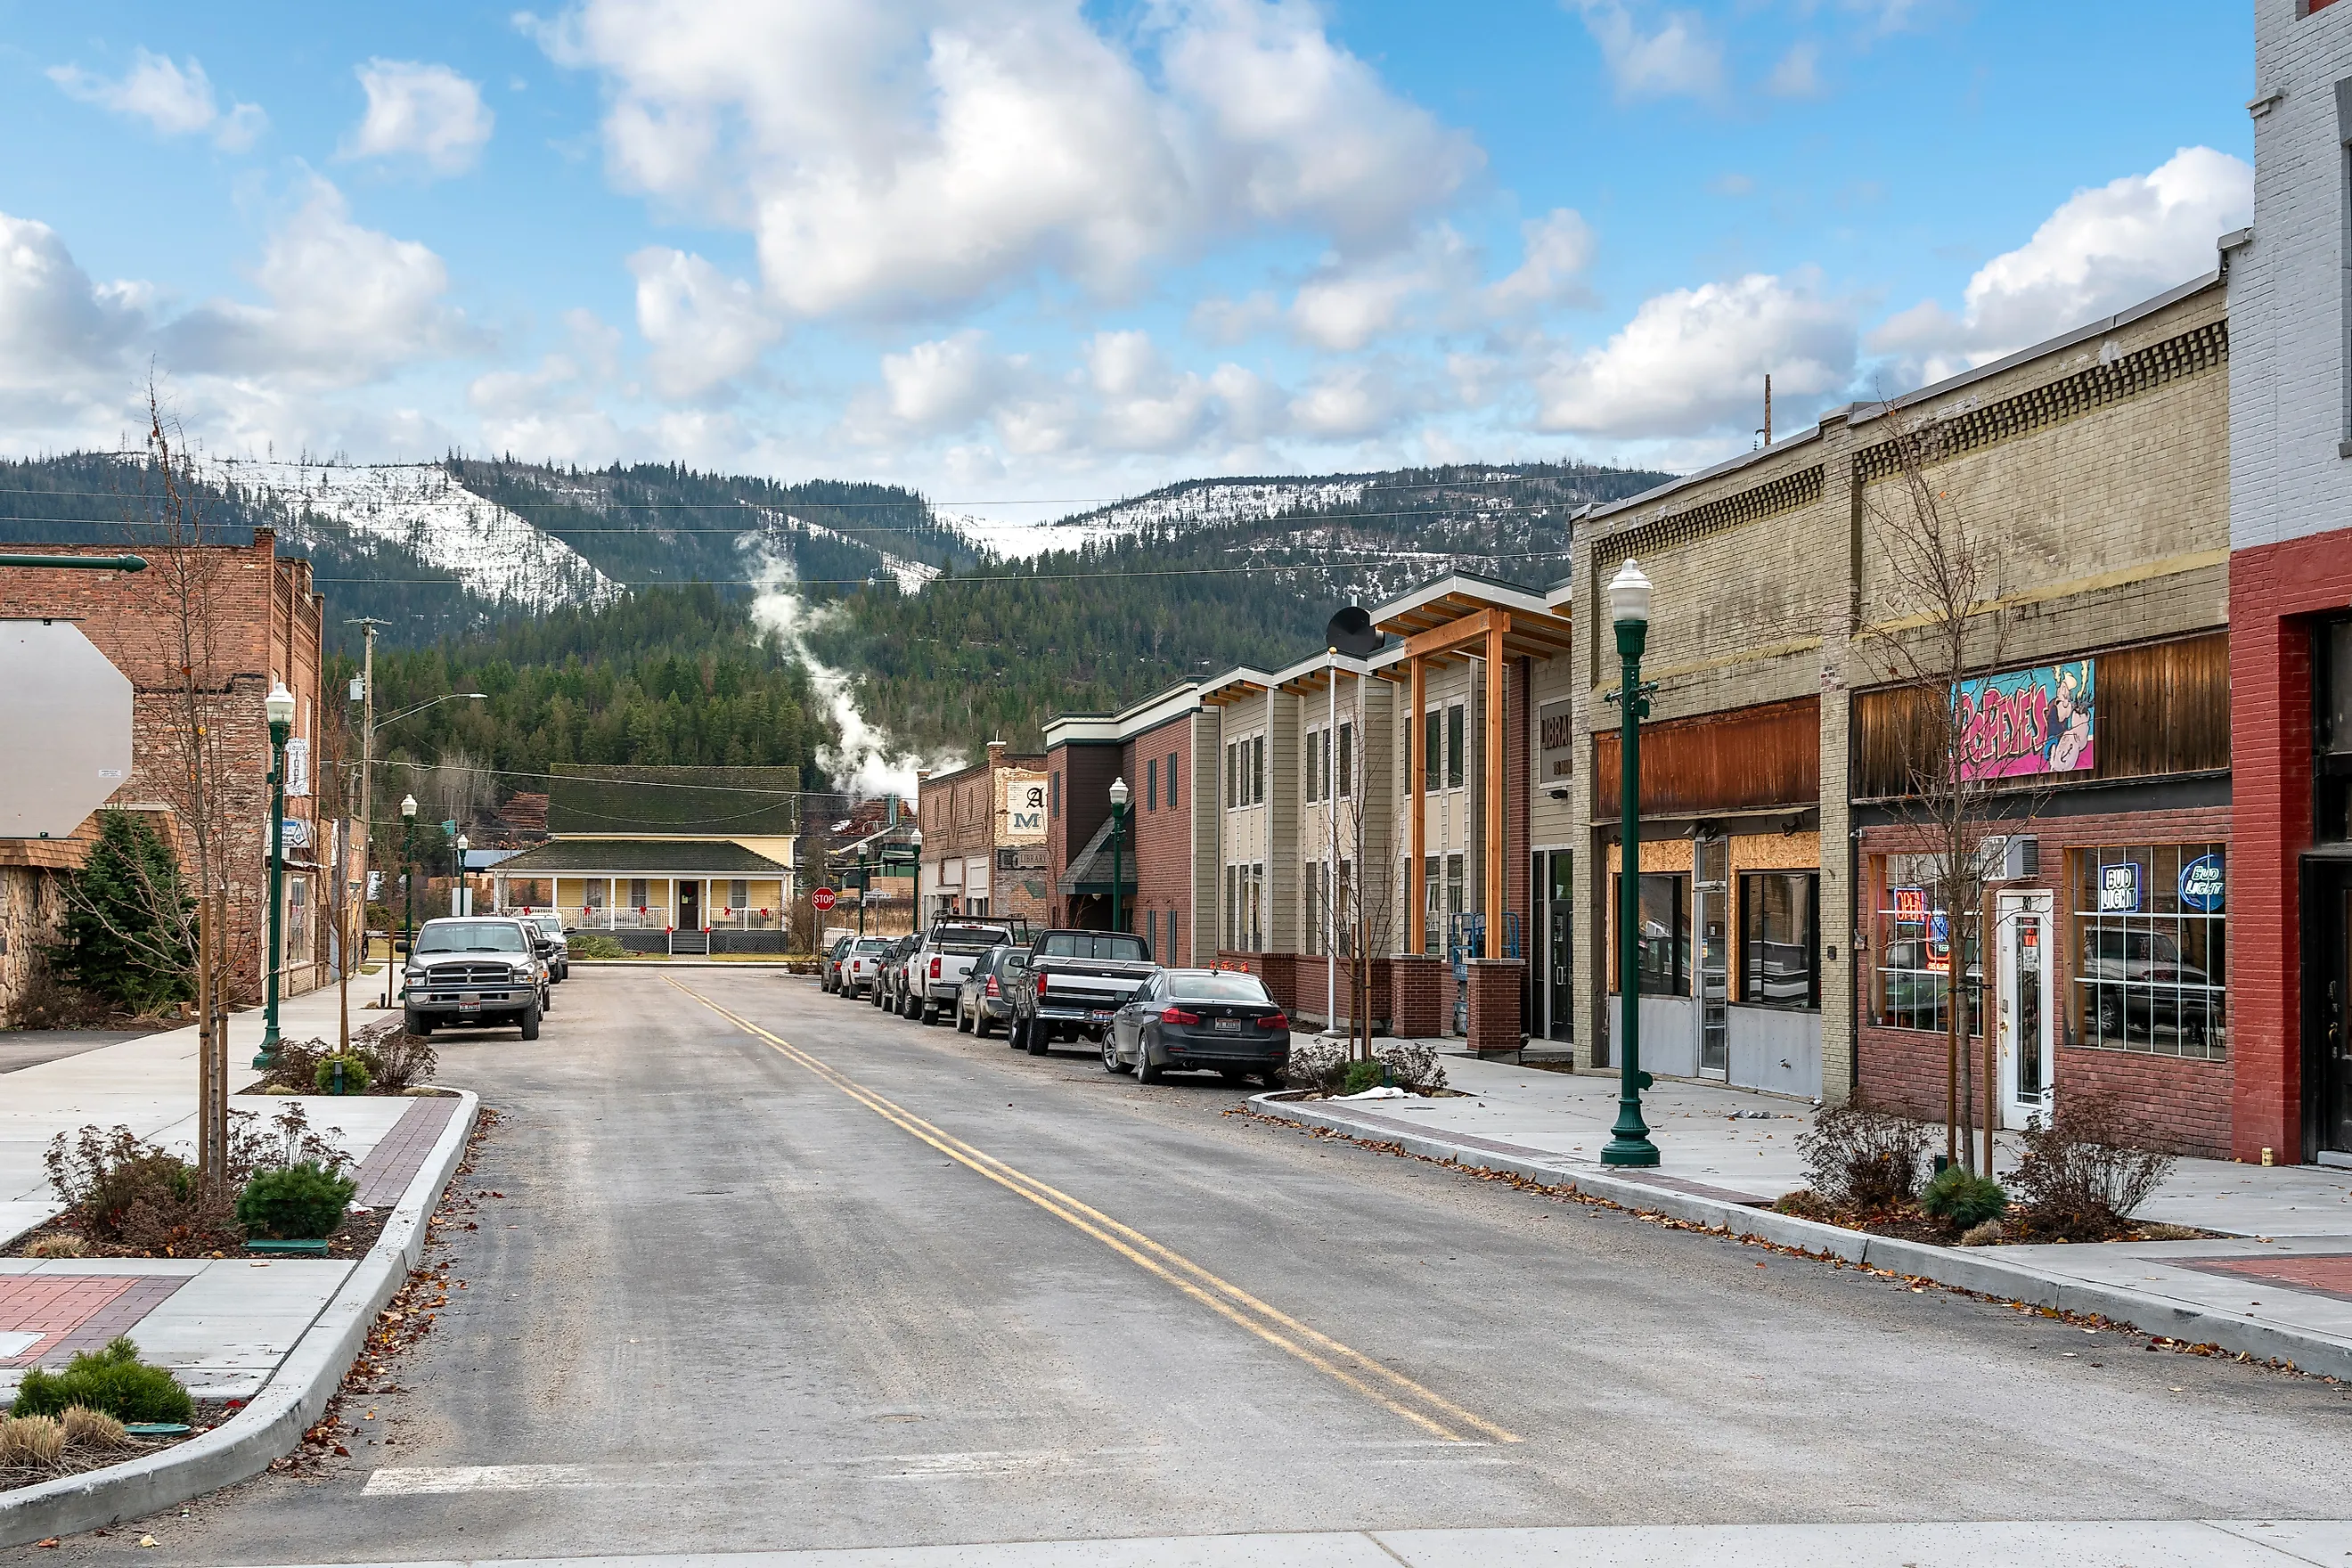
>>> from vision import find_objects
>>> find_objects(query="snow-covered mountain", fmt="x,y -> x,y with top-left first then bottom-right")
203,458 -> 621,610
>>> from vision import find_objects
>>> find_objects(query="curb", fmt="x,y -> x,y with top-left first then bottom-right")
1252,1092 -> 2352,1382
0,1089 -> 481,1548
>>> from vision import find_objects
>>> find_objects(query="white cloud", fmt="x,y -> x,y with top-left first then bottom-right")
1486,208 -> 1597,312
876,331 -> 1009,432
1190,290 -> 1280,344
1539,270 -> 1856,437
48,49 -> 265,151
345,60 -> 495,176
1287,361 -> 1412,438
531,0 -> 1478,317
1768,41 -> 1823,98
1868,146 -> 2251,374
1575,3 -> 1724,102
628,249 -> 780,399
167,181 -> 467,386
0,214 -> 147,395
1292,261 -> 1430,351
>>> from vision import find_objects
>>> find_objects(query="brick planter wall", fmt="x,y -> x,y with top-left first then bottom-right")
1392,955 -> 1447,1038
1465,958 -> 1525,1054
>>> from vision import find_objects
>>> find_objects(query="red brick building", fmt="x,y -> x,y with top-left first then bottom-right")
1042,684 -> 1203,964
918,741 -> 1049,929
0,532 -> 331,1017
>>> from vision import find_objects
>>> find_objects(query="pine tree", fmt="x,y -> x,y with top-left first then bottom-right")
49,811 -> 196,1016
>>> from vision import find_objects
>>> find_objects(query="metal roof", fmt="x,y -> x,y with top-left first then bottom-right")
491,838 -> 793,876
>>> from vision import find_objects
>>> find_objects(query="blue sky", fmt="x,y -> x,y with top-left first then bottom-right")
0,1 -> 2254,512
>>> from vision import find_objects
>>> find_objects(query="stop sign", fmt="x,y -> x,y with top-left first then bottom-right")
0,620 -> 133,839
811,886 -> 837,912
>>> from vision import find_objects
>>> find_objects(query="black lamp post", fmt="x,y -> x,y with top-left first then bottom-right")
400,793 -> 419,955
1107,776 -> 1130,932
1602,559 -> 1661,1168
453,832 -> 470,917
255,682 -> 296,1068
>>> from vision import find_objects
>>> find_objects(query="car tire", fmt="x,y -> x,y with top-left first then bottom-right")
1025,1018 -> 1049,1057
1135,1044 -> 1160,1084
2096,995 -> 2123,1039
920,1002 -> 936,1025
975,1011 -> 992,1040
404,1009 -> 432,1037
519,1001 -> 543,1041
1009,1016 -> 1028,1051
1103,1037 -> 1123,1073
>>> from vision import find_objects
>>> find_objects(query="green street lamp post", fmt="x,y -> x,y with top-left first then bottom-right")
1602,560 -> 1661,1168
453,832 -> 470,917
1107,777 -> 1130,932
400,793 -> 419,958
254,682 -> 297,1069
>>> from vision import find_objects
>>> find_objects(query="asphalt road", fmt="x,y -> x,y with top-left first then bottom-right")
22,967 -> 2352,1564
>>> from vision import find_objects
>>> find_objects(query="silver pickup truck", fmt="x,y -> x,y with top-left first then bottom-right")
1004,928 -> 1156,1054
903,918 -> 1025,1025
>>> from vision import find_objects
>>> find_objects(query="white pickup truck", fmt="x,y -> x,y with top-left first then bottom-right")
903,918 -> 1026,1025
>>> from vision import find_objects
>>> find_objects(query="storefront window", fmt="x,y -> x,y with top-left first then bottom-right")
1871,854 -> 1980,1034
2072,843 -> 2226,1061
1612,871 -> 1689,995
1739,871 -> 1818,1008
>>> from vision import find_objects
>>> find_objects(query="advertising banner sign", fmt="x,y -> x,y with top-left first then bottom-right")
997,769 -> 1048,845
2179,853 -> 2225,912
1955,659 -> 2095,782
1539,699 -> 1576,788
2098,862 -> 2142,912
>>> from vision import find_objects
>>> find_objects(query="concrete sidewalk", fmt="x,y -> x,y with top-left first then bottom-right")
1263,1058 -> 2352,1379
2,984 -> 403,1246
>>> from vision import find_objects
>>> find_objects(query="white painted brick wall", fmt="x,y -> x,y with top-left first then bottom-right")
2234,0 -> 2352,549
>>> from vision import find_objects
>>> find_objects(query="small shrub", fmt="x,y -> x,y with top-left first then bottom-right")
12,1337 -> 193,1425
25,1233 -> 87,1259
1958,1219 -> 2009,1247
360,1030 -> 437,1093
1919,1166 -> 2008,1229
1372,1040 -> 1447,1093
1338,1058 -> 1389,1095
1795,1098 -> 1932,1213
235,1162 -> 357,1240
257,1037 -> 330,1093
313,1053 -> 372,1095
568,932 -> 625,960
42,1125 -> 239,1252
1282,1036 -> 1348,1094
2010,1092 -> 2177,1241
2133,1221 -> 2204,1242
60,1405 -> 127,1450
0,1414 -> 65,1469
227,1100 -> 352,1182
1772,1188 -> 1834,1221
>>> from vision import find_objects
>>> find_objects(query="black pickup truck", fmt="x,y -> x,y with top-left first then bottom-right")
1004,929 -> 1156,1055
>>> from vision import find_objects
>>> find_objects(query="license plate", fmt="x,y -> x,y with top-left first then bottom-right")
460,992 -> 482,1010
1214,1017 -> 1244,1033
1089,1010 -> 1114,1024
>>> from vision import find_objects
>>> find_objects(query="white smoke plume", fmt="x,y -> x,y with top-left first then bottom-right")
741,537 -> 965,800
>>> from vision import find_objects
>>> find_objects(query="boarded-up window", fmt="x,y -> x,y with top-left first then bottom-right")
1595,697 -> 1820,818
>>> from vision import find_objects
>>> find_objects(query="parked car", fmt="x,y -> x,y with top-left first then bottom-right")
873,935 -> 920,1010
402,915 -> 549,1040
1105,968 -> 1289,1087
1003,928 -> 1156,1054
841,935 -> 893,998
904,918 -> 1021,1025
2084,927 -> 2217,1046
821,934 -> 853,993
956,944 -> 1022,1038
524,912 -> 570,982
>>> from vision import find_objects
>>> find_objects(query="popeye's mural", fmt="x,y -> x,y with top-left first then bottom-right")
1953,660 -> 2095,781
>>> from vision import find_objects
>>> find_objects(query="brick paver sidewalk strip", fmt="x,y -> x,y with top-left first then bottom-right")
2182,1254 -> 2352,1307
0,1274 -> 192,1367
352,1096 -> 461,1209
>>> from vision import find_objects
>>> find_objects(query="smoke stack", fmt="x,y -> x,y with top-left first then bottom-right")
985,739 -> 1007,767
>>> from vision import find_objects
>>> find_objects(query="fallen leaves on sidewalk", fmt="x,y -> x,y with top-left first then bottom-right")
1232,1104 -> 2340,1387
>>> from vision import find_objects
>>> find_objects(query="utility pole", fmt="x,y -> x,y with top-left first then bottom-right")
351,618 -> 385,1008
1760,374 -> 1774,448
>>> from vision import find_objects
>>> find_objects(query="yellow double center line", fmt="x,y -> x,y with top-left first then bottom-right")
669,977 -> 1518,1447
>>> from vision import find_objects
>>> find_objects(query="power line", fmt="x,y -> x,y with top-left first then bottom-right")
305,549 -> 1571,589
0,503 -> 1571,535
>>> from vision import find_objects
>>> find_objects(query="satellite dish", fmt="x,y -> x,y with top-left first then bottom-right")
1324,604 -> 1380,658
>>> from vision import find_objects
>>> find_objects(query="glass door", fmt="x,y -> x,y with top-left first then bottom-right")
1997,891 -> 2054,1128
1695,836 -> 1728,1078
1547,851 -> 1574,1042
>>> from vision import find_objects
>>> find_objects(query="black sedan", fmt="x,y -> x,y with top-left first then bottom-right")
1104,968 -> 1288,1087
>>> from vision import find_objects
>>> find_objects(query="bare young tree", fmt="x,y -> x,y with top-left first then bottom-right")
1858,405 -> 2040,1177
114,387 -> 248,1191
1304,684 -> 1402,1059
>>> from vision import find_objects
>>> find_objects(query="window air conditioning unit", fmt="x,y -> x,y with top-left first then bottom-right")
1979,835 -> 2038,883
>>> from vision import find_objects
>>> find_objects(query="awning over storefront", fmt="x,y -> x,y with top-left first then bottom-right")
1056,813 -> 1138,897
